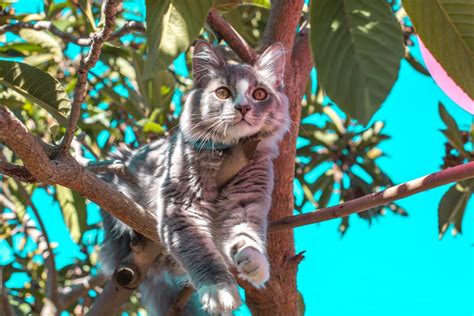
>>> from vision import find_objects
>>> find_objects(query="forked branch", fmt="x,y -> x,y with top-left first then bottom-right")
58,0 -> 123,156
206,8 -> 257,64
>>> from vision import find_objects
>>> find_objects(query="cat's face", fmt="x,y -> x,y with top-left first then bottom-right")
180,41 -> 289,146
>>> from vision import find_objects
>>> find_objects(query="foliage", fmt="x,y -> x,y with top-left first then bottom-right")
0,0 -> 471,314
296,103 -> 407,235
437,103 -> 474,239
403,0 -> 474,99
310,0 -> 404,124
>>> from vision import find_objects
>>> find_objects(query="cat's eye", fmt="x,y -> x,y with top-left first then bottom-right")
215,87 -> 231,100
252,88 -> 268,101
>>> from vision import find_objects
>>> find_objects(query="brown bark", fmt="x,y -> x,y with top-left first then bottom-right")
0,106 -> 160,242
206,9 -> 258,64
88,238 -> 162,315
244,1 -> 311,315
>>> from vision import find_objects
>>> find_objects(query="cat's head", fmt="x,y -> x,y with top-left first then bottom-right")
180,40 -> 289,149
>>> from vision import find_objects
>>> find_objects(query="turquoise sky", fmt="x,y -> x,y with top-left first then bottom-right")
2,1 -> 473,316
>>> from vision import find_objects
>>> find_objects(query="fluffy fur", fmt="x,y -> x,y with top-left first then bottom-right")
100,40 -> 289,315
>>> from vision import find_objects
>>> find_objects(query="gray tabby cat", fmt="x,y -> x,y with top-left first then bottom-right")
100,40 -> 289,315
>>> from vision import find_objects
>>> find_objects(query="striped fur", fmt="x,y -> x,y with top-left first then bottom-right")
100,41 -> 289,315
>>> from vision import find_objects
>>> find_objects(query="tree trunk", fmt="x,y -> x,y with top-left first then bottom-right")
244,1 -> 312,313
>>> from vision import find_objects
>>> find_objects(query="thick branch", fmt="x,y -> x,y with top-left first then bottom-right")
59,0 -> 122,156
270,161 -> 474,232
88,238 -> 162,315
206,8 -> 257,64
0,21 -> 145,47
262,0 -> 304,50
0,105 -> 160,242
0,160 -> 36,182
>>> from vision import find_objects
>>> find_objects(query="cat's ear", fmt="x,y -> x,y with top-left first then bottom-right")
254,42 -> 286,90
192,40 -> 226,87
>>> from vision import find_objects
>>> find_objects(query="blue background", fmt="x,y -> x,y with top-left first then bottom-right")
2,1 -> 473,315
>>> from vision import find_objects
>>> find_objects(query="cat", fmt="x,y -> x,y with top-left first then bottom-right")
99,40 -> 289,315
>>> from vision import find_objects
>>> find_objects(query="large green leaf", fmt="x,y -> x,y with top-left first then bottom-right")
144,0 -> 212,80
56,185 -> 87,243
404,0 -> 474,99
0,60 -> 70,125
310,0 -> 404,124
438,182 -> 471,238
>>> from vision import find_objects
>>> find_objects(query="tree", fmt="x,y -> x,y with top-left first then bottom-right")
0,0 -> 473,315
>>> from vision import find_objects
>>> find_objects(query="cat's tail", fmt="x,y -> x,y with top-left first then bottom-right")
140,272 -> 206,316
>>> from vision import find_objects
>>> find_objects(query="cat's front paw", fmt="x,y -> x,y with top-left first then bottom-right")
234,247 -> 270,288
198,282 -> 242,314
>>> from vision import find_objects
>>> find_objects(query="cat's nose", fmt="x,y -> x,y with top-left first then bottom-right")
235,104 -> 251,116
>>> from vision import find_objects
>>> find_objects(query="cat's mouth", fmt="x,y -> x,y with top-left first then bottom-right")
236,118 -> 252,126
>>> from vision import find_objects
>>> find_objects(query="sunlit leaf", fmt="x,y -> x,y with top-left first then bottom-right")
0,60 -> 70,125
144,0 -> 213,79
404,0 -> 474,99
438,181 -> 471,239
311,0 -> 404,124
56,185 -> 87,243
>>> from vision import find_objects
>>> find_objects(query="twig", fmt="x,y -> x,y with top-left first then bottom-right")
206,8 -> 257,64
58,274 -> 108,310
0,160 -> 36,182
1,290 -> 15,316
0,21 -> 145,47
166,284 -> 195,316
15,180 -> 59,312
270,161 -> 474,232
58,0 -> 123,156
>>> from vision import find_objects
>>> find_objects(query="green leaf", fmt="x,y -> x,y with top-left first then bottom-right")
0,60 -> 70,125
438,182 -> 471,239
440,130 -> 469,159
310,0 -> 404,124
404,0 -> 474,99
144,0 -> 212,79
439,102 -> 462,135
215,0 -> 271,10
318,176 -> 335,208
77,0 -> 96,30
0,88 -> 26,108
56,185 -> 87,243
18,29 -> 63,62
142,121 -> 165,134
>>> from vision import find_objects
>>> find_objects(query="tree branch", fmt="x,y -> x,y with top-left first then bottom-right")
245,0 -> 308,314
270,161 -> 474,232
0,21 -> 145,47
206,8 -> 257,64
0,160 -> 36,182
88,237 -> 163,315
262,0 -> 304,50
58,0 -> 123,156
0,105 -> 160,242
58,274 -> 108,310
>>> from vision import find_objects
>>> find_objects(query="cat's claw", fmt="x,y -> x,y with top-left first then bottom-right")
234,247 -> 270,288
198,282 -> 242,314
